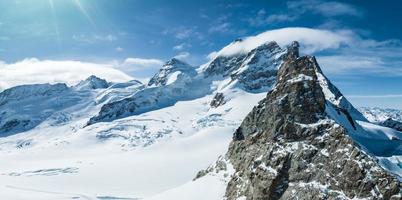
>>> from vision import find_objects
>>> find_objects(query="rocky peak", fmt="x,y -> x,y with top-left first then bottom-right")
75,75 -> 109,90
204,41 -> 284,78
286,41 -> 299,59
200,52 -> 401,199
148,58 -> 196,87
204,41 -> 292,92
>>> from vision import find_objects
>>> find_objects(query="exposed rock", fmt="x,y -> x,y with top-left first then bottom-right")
381,118 -> 402,132
0,119 -> 31,135
204,41 -> 288,92
204,52 -> 401,199
210,93 -> 226,108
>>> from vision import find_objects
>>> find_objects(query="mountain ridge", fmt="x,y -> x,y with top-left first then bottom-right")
0,37 -> 401,199
187,44 -> 402,200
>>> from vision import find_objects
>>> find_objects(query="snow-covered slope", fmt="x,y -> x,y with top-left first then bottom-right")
0,76 -> 145,138
0,38 -> 290,199
87,41 -> 291,125
144,43 -> 402,199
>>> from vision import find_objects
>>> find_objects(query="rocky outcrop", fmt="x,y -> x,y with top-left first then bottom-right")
202,50 -> 401,199
381,118 -> 402,132
204,41 -> 288,92
210,93 -> 226,108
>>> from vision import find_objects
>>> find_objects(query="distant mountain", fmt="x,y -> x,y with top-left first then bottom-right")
381,118 -> 402,132
0,76 -> 143,136
359,107 -> 402,131
359,107 -> 402,123
75,75 -> 109,90
87,40 -> 292,125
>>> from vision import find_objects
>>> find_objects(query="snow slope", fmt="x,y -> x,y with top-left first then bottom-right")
0,88 -> 264,199
142,47 -> 402,200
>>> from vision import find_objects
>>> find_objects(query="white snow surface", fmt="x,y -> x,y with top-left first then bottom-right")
0,77 -> 265,199
1,39 -> 402,200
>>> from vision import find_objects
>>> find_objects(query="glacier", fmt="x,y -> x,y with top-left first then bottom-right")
0,35 -> 401,199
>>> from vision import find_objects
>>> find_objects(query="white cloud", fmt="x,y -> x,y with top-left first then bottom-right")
318,55 -> 402,76
215,27 -> 354,57
287,0 -> 363,17
207,51 -> 219,60
175,30 -> 192,39
266,14 -> 297,24
120,57 -> 165,82
174,52 -> 190,60
73,34 -> 117,43
0,58 -> 133,90
249,1 -> 363,27
163,26 -> 204,40
115,47 -> 124,52
123,58 -> 164,68
173,43 -> 191,51
208,22 -> 232,34
248,10 -> 297,26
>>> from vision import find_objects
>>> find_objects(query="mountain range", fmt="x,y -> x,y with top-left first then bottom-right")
0,33 -> 401,199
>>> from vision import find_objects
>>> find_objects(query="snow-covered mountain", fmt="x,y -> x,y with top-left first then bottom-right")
147,42 -> 402,200
359,107 -> 402,131
359,107 -> 402,122
0,33 -> 401,199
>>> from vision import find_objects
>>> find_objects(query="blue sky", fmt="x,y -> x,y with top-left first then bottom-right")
0,0 -> 401,108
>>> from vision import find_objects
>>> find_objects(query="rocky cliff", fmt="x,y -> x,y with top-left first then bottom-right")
198,45 -> 401,200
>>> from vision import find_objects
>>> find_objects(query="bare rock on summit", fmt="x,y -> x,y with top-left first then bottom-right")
212,49 -> 401,199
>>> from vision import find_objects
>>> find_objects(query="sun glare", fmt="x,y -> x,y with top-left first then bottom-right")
72,0 -> 95,26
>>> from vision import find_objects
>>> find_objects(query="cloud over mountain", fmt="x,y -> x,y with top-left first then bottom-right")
0,58 -> 132,90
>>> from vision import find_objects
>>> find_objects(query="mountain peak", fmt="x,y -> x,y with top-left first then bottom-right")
200,52 -> 402,199
148,58 -> 196,87
165,58 -> 187,66
75,75 -> 109,90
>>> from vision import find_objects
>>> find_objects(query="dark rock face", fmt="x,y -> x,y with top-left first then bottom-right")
221,55 -> 401,199
210,93 -> 226,108
0,119 -> 31,135
381,118 -> 402,132
204,41 -> 287,92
